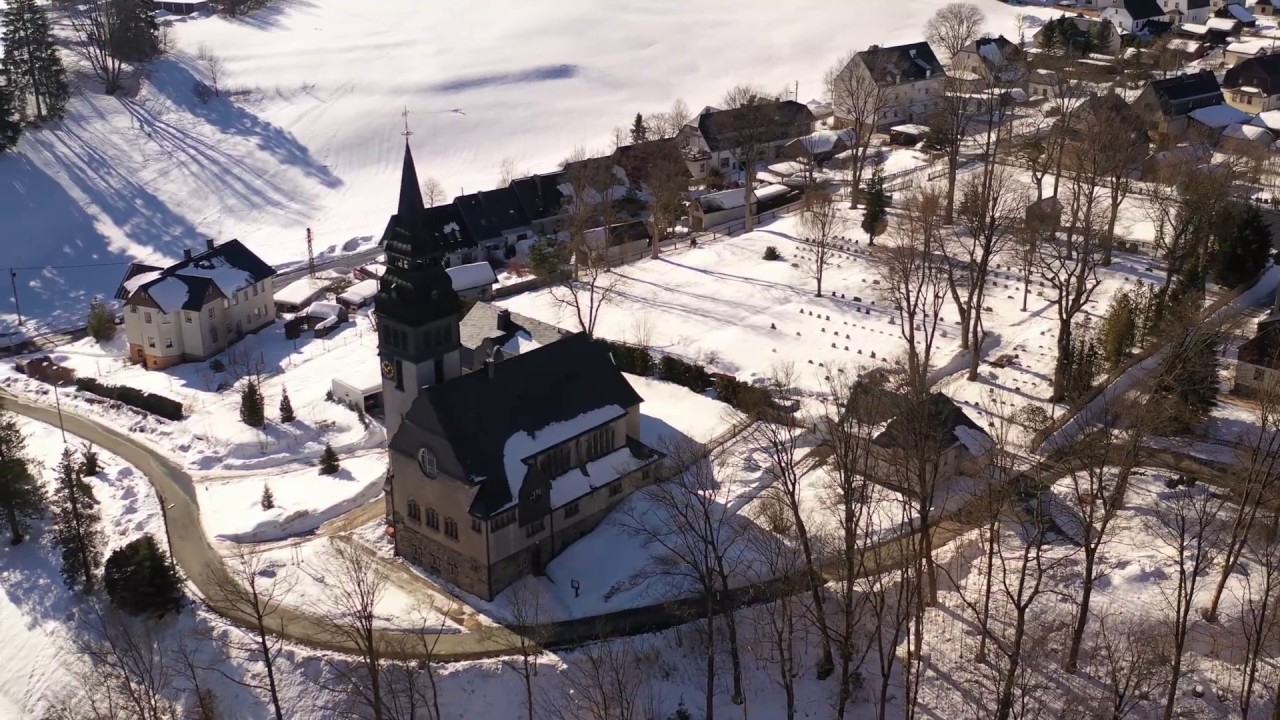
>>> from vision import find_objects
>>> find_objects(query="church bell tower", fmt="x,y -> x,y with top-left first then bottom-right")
375,141 -> 463,439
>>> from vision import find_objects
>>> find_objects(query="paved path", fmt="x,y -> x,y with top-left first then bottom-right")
0,388 -> 1247,661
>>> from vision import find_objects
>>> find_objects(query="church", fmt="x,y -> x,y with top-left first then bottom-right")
376,142 -> 663,600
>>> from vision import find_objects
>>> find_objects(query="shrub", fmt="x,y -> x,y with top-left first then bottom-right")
715,375 -> 772,414
597,339 -> 654,376
86,297 -> 116,342
73,378 -> 184,421
261,483 -> 275,510
763,246 -> 781,261
80,444 -> 101,476
319,444 -> 340,475
209,358 -> 226,373
278,389 -> 295,423
659,355 -> 711,392
104,535 -> 182,617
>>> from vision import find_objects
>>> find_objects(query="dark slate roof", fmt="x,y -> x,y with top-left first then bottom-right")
509,172 -> 567,221
115,240 -> 275,308
857,42 -> 945,86
1238,318 -> 1280,370
396,333 -> 644,517
458,301 -> 569,352
1224,54 -> 1280,95
614,138 -> 691,183
1148,69 -> 1222,109
697,101 -> 817,153
873,392 -> 988,453
454,186 -> 531,241
965,35 -> 1019,66
1123,0 -> 1165,21
378,202 -> 475,255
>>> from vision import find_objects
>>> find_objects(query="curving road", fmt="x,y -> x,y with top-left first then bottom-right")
0,388 -> 1242,661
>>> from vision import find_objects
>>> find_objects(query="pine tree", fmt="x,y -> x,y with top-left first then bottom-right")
1211,203 -> 1271,289
318,444 -> 340,475
1,0 -> 71,121
0,405 -> 44,545
104,534 -> 182,616
260,483 -> 274,510
0,78 -> 21,153
1099,291 -> 1137,370
278,389 -> 295,423
630,112 -> 648,144
80,444 -> 101,476
109,0 -> 160,63
51,447 -> 105,594
861,164 -> 888,244
239,380 -> 265,428
86,296 -> 117,342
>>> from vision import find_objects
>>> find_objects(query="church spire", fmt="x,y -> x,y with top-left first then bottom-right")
398,140 -> 425,221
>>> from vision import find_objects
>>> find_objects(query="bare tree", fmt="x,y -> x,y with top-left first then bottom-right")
498,156 -> 521,188
205,547 -> 294,720
495,584 -> 547,720
550,148 -> 624,335
1088,613 -> 1173,720
799,190 -> 847,298
65,1 -> 128,94
196,44 -> 223,98
646,97 -> 691,140
420,176 -> 448,208
542,630 -> 658,720
925,2 -> 987,63
1148,485 -> 1225,720
69,603 -> 183,720
719,86 -> 784,233
876,188 -> 949,390
742,529 -> 811,720
828,51 -> 894,208
627,139 -> 690,260
929,77 -> 980,224
548,243 -> 619,337
622,437 -> 748,713
311,540 -> 391,720
1233,522 -> 1280,719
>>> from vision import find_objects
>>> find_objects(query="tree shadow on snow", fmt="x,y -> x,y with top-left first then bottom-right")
0,530 -> 75,628
218,0 -> 319,31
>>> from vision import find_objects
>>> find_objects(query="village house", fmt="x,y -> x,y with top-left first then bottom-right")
453,187 -> 535,262
1131,69 -> 1225,137
834,41 -> 947,130
1101,0 -> 1170,33
114,239 -> 276,370
950,35 -> 1023,88
1255,0 -> 1276,17
1225,38 -> 1273,68
444,262 -> 498,300
508,171 -> 568,236
1234,313 -> 1280,395
456,302 -> 568,372
694,101 -> 818,177
782,128 -> 857,165
1160,0 -> 1214,24
1214,1 -> 1257,25
1223,53 -> 1280,112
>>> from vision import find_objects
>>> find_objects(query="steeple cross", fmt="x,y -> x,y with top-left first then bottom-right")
401,106 -> 413,138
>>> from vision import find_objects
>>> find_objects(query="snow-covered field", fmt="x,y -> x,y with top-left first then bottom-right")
1,0 -> 1052,335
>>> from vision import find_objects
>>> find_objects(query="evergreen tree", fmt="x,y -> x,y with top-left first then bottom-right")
1210,203 -> 1271,289
86,296 -> 117,342
528,238 -> 567,277
0,405 -> 44,545
239,380 -> 265,428
0,78 -> 21,152
104,534 -> 182,616
51,447 -> 105,594
109,0 -> 160,63
1099,291 -> 1137,370
260,483 -> 274,510
278,389 -> 295,423
861,164 -> 888,244
1061,325 -> 1101,402
1154,331 -> 1219,432
630,112 -> 648,144
1,0 -> 71,121
1038,18 -> 1059,51
80,444 -> 101,476
318,444 -> 340,475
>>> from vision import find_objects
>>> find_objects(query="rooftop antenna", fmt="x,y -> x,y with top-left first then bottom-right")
306,227 -> 315,278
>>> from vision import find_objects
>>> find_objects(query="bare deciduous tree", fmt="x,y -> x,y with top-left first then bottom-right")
799,190 -> 846,298
541,631 -> 658,720
719,86 -> 783,233
742,529 -> 810,720
495,585 -> 547,720
1087,613 -> 1173,720
420,176 -> 448,208
68,603 -> 183,720
876,188 -> 949,390
197,44 -> 223,98
925,2 -> 987,63
827,51 -> 894,209
1232,523 -> 1280,719
65,1 -> 128,94
312,540 -> 391,720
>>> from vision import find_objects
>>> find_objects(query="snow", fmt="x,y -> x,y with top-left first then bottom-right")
765,160 -> 806,176
181,253 -> 264,297
145,276 -> 191,313
498,330 -> 542,356
197,452 -> 387,543
1207,17 -> 1241,31
1188,103 -> 1253,129
336,278 -> 378,305
500,405 -> 626,511
890,123 -> 930,135
954,424 -> 995,457
303,300 -> 343,319
1225,122 -> 1273,141
979,41 -> 1003,64
1227,38 -> 1272,55
1249,108 -> 1280,129
625,373 -> 742,446
274,277 -> 328,307
445,261 -> 498,292
121,269 -> 162,294
547,446 -> 647,509
1166,38 -> 1204,53
1180,22 -> 1210,34
698,187 -> 752,211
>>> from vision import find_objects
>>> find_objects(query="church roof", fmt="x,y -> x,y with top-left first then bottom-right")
393,333 -> 644,517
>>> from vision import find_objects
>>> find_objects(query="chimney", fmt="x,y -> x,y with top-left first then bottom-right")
485,357 -> 496,379
206,238 -> 216,251
496,308 -> 514,332
183,248 -> 193,260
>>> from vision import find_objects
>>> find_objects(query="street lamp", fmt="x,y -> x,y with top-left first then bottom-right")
52,381 -> 67,444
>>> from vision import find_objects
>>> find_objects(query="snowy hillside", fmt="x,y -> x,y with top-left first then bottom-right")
0,0 -> 1045,334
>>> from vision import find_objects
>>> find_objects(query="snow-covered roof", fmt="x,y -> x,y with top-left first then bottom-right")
792,128 -> 856,154
275,277 -> 328,306
337,278 -> 378,304
332,362 -> 384,396
1188,103 -> 1252,128
500,405 -> 626,512
766,160 -> 807,176
1227,39 -> 1271,55
122,270 -> 162,294
146,276 -> 191,314
1179,22 -> 1209,34
890,123 -> 930,135
1250,109 -> 1280,130
1225,122 -> 1273,141
445,261 -> 497,292
1207,17 -> 1240,31
1166,38 -> 1203,53
304,301 -> 343,320
547,446 -> 648,509
1008,88 -> 1030,103
116,239 -> 276,311
499,331 -> 543,357
954,425 -> 995,457
359,262 -> 386,278
754,184 -> 793,203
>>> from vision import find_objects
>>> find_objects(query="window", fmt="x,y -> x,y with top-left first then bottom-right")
254,307 -> 262,319
144,311 -> 153,324
146,336 -> 156,348
426,508 -> 439,530
444,517 -> 458,539
161,313 -> 171,325
231,295 -> 239,306
525,519 -> 545,537
471,518 -> 482,533
130,305 -> 137,314
184,312 -> 192,324
490,509 -> 517,531
563,502 -> 580,519
164,337 -> 173,349
407,498 -> 422,523
447,561 -> 458,577
609,482 -> 624,497
210,327 -> 219,343
517,232 -> 529,241
208,306 -> 214,319
252,284 -> 259,297
583,426 -> 615,462
418,448 -> 438,478
719,157 -> 729,169
538,445 -> 572,478
1255,367 -> 1265,382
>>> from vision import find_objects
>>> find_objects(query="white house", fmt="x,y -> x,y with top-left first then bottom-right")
694,101 -> 818,177
445,261 -> 498,300
1159,0 -> 1213,24
1101,0 -> 1170,33
835,41 -> 947,130
115,239 -> 277,370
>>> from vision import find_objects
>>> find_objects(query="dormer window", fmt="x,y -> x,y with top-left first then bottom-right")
418,448 -> 438,478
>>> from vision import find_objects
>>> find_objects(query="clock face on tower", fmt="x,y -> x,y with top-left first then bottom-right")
380,358 -> 396,380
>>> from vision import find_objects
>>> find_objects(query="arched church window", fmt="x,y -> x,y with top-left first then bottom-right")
418,448 -> 438,478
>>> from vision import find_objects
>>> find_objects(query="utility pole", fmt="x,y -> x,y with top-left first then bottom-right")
9,269 -> 22,326
795,80 -> 799,102
53,383 -> 67,444
306,228 -> 315,278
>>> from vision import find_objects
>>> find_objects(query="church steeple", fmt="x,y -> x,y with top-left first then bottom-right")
398,141 -> 426,223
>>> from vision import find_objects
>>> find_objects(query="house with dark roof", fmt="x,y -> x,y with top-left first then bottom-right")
1223,54 -> 1280,113
865,392 -> 994,494
509,171 -> 568,235
1255,0 -> 1276,18
1131,69 -> 1224,135
1164,0 -> 1213,24
1101,0 -> 1169,33
692,101 -> 817,177
377,144 -> 663,600
835,41 -> 947,130
378,191 -> 477,267
1234,314 -> 1280,395
453,187 -> 534,262
114,239 -> 277,370
1214,2 -> 1256,26
951,36 -> 1024,87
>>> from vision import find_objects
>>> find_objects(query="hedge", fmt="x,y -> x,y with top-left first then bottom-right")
597,339 -> 654,377
74,377 -> 185,421
659,355 -> 712,393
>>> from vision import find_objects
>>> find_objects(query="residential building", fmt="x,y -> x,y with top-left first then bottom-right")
782,128 -> 857,165
379,191 -> 477,268
689,184 -> 798,231
1225,38 -> 1274,68
114,239 -> 276,370
834,41 -> 947,130
457,302 -> 568,372
1235,314 -> 1280,395
509,171 -> 568,236
695,101 -> 817,175
1255,0 -> 1276,18
1214,1 -> 1257,24
951,35 -> 1023,87
1131,69 -> 1224,136
1032,15 -> 1124,56
1160,0 -> 1213,24
1223,54 -> 1280,112
453,187 -> 534,262
445,261 -> 497,300
1101,0 -> 1170,32
378,144 -> 665,600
